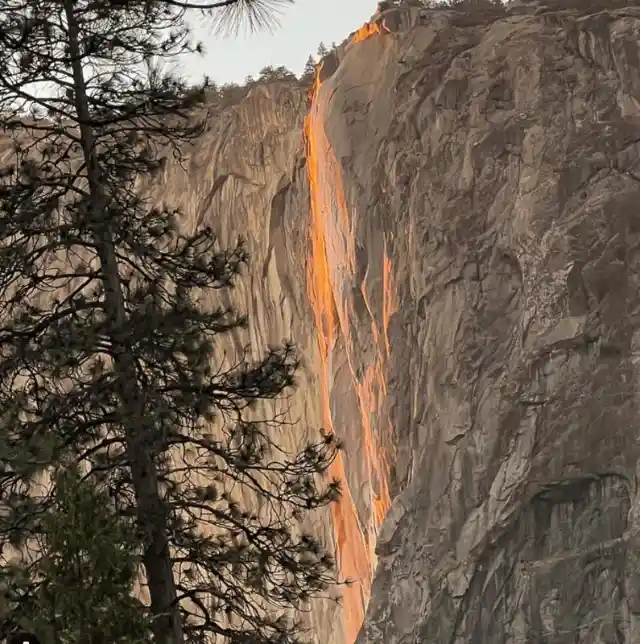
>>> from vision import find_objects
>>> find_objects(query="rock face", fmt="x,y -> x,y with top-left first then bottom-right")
348,1 -> 640,642
157,0 -> 640,642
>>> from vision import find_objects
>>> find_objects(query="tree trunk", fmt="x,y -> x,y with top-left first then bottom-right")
63,3 -> 183,643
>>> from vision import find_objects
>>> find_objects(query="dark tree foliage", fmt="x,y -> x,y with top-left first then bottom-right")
0,0 -> 341,643
300,56 -> 316,85
5,467 -> 154,644
315,42 -> 328,58
257,65 -> 297,83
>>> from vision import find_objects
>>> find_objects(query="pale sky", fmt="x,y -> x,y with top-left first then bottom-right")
185,0 -> 377,85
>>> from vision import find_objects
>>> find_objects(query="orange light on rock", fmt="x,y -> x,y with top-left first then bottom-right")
304,26 -> 395,643
352,21 -> 382,45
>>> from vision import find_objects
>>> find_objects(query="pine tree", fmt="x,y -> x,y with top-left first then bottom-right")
1,467 -> 153,644
301,55 -> 316,81
0,1 -> 341,643
258,65 -> 296,83
316,42 -> 329,58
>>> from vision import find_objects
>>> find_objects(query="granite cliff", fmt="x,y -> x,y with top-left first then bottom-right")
153,0 -> 640,641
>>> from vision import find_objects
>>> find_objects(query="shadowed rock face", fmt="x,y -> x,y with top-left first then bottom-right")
10,0 -> 640,642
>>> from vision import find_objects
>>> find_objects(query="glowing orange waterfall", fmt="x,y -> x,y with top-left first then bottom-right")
304,22 -> 396,644
352,21 -> 382,44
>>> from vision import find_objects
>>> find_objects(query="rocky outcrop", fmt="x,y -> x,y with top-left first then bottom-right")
112,0 -> 640,641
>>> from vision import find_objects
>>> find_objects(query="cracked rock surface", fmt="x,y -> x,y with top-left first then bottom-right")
156,1 -> 640,640
340,1 -> 640,642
